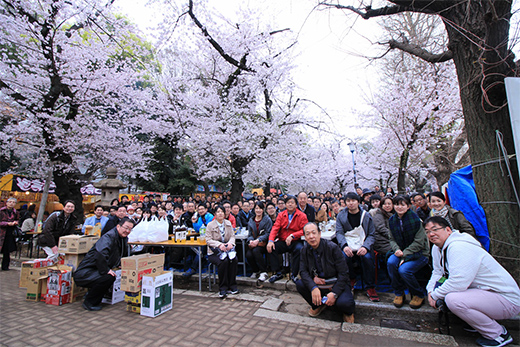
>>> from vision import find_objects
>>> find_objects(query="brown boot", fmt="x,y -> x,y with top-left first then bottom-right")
343,313 -> 355,323
308,305 -> 326,317
393,295 -> 405,308
409,296 -> 424,309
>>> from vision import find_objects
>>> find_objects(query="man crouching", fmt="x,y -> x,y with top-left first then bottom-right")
74,217 -> 134,311
296,222 -> 355,322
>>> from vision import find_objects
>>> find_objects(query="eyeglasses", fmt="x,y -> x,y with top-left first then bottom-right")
120,225 -> 133,231
425,226 -> 445,235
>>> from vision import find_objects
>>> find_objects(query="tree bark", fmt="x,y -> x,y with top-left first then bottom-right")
441,1 -> 519,278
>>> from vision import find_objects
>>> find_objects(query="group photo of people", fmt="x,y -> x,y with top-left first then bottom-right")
1,184 -> 519,347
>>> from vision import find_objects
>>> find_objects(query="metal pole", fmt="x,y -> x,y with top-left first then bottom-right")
351,151 -> 357,188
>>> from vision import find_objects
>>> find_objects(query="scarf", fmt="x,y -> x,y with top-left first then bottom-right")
431,205 -> 453,229
389,209 -> 422,251
217,221 -> 226,242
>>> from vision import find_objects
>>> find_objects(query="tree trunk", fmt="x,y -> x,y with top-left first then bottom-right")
398,147 -> 410,194
53,169 -> 84,223
443,2 -> 519,278
264,181 -> 271,197
230,177 -> 244,203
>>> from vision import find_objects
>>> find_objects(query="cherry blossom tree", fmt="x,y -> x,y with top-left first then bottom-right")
320,1 -> 519,273
156,0 -> 319,202
0,0 -> 167,216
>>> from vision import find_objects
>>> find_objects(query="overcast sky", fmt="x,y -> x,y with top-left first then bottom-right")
116,0 -> 520,149
116,0 -> 385,147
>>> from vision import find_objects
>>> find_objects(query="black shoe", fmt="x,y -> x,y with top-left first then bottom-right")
227,288 -> 239,295
290,275 -> 298,283
82,301 -> 102,311
268,273 -> 284,283
219,291 -> 227,299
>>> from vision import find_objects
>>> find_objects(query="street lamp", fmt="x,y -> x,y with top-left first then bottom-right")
348,142 -> 358,188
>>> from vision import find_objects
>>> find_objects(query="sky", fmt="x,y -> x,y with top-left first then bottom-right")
116,0 -> 385,149
117,0 -> 520,152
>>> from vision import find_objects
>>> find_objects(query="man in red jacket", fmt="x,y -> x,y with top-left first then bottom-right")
267,196 -> 308,283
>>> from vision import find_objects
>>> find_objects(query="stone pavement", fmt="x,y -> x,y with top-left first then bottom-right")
0,268 -> 446,347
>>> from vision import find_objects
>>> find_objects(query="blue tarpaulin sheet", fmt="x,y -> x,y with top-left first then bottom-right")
447,165 -> 490,250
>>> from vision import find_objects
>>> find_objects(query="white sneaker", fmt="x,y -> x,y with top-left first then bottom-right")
258,272 -> 269,282
219,252 -> 227,260
250,272 -> 258,279
228,251 -> 236,260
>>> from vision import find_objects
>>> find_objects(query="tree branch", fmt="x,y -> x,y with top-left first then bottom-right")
388,39 -> 453,63
188,0 -> 253,72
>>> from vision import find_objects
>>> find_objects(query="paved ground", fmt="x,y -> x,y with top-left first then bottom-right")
0,268 -> 445,347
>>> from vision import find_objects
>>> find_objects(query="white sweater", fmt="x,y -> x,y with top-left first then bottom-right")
427,231 -> 520,307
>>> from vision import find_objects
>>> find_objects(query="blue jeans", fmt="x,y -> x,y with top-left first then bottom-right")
387,254 -> 428,297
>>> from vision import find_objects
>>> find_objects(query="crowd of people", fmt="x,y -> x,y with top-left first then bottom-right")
1,185 -> 519,347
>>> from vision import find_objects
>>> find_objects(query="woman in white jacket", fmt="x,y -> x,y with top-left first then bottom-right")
424,216 -> 520,347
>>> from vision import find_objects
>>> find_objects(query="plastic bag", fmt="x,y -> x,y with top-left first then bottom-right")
147,217 -> 169,243
128,218 -> 149,243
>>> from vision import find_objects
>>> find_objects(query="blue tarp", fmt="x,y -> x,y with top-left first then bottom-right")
447,165 -> 490,250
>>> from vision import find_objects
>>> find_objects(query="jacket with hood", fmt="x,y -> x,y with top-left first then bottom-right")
427,231 -> 520,307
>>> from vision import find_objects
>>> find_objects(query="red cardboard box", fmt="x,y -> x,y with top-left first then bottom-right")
46,266 -> 72,306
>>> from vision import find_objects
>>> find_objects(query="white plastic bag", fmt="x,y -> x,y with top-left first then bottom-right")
128,219 -> 150,242
128,218 -> 147,242
147,217 -> 169,243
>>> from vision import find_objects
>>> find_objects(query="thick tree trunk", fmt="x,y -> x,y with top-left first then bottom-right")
443,2 -> 519,278
53,169 -> 84,223
230,177 -> 244,203
264,181 -> 271,197
397,148 -> 410,194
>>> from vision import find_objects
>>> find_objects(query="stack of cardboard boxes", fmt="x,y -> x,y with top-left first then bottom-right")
20,256 -> 65,302
120,253 -> 173,316
59,235 -> 100,303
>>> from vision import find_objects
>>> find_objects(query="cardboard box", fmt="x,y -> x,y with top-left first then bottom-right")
140,271 -> 173,318
40,279 -> 48,302
85,224 -> 102,237
102,270 -> 124,305
26,276 -> 47,302
58,235 -> 99,254
46,266 -> 72,306
126,302 -> 141,313
125,291 -> 141,304
121,266 -> 162,293
20,264 -> 49,288
63,254 -> 85,271
120,253 -> 164,293
121,253 -> 165,271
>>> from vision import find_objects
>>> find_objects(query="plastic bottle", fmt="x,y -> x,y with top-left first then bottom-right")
37,221 -> 43,233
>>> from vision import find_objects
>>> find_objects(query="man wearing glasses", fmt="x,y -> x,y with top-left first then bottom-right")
74,218 -> 135,311
424,216 -> 520,347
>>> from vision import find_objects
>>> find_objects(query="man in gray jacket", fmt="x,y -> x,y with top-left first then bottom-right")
425,216 -> 520,347
336,192 -> 379,302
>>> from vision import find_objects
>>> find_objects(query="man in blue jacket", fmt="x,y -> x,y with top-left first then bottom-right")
81,205 -> 108,234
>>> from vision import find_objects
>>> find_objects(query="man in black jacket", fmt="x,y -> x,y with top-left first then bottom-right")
296,222 -> 355,323
297,192 -> 316,223
101,205 -> 127,235
74,218 -> 134,311
38,200 -> 78,256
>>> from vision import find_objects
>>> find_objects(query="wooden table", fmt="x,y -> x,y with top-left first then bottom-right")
128,239 -> 207,291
